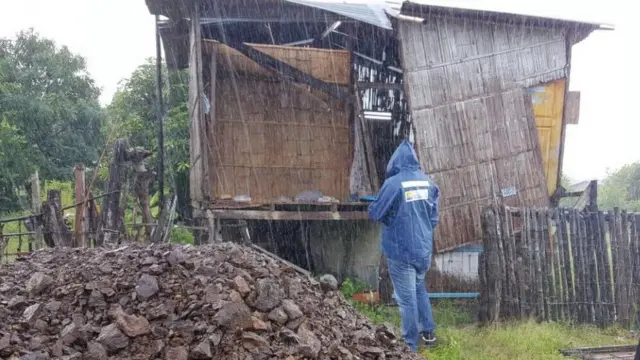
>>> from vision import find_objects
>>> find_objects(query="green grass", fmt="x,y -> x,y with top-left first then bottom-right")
340,281 -> 636,360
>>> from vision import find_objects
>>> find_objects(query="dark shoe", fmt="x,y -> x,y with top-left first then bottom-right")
421,331 -> 436,346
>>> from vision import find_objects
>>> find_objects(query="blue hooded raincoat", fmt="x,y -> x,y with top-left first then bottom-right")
368,140 -> 440,262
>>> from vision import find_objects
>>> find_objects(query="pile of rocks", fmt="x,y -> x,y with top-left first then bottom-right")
0,243 -> 421,359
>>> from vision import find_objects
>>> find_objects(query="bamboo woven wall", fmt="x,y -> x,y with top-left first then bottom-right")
205,43 -> 352,202
398,16 -> 566,251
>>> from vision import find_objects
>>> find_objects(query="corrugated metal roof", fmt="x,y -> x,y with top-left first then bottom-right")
285,0 -> 393,29
397,0 -> 614,30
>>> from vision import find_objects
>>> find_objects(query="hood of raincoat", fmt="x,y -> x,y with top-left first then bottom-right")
385,140 -> 420,179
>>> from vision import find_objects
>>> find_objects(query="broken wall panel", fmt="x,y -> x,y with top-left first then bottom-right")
207,43 -> 352,203
399,16 -> 557,251
207,41 -> 351,85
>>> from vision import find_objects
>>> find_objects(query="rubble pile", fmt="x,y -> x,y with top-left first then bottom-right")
0,243 -> 421,360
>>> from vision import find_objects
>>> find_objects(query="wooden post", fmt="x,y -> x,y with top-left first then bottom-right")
569,210 -> 581,322
31,171 -> 44,250
501,208 -> 517,318
582,214 -> 596,323
74,164 -> 86,247
590,213 -> 603,325
596,211 -> 614,326
188,2 -> 208,245
155,14 -> 165,209
86,190 -> 100,247
612,208 -> 626,325
479,205 -> 502,324
532,209 -> 544,321
632,215 -> 640,329
555,210 -> 570,321
99,140 -> 127,247
42,189 -> 72,247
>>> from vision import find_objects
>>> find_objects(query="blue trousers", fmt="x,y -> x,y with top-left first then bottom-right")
387,256 -> 436,351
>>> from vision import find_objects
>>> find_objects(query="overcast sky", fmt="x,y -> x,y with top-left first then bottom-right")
0,0 -> 633,182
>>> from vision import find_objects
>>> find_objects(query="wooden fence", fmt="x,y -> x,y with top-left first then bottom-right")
479,206 -> 640,328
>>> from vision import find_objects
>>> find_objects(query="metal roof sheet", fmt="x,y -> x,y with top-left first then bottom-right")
286,0 -> 393,30
396,0 -> 614,30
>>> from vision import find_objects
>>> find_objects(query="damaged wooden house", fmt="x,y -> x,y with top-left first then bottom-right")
144,0 -> 612,292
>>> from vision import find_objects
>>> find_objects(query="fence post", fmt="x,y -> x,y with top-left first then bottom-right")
479,205 -> 502,324
74,164 -> 86,248
31,171 -> 44,250
612,208 -> 626,325
42,189 -> 72,247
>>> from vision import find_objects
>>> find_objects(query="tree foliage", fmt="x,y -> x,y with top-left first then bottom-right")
0,29 -> 103,212
598,162 -> 640,211
104,59 -> 190,218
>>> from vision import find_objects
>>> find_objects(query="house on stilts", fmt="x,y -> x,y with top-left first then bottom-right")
144,0 -> 613,294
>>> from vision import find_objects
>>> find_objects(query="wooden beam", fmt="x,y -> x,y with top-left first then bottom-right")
188,3 -> 206,212
220,40 -> 352,103
352,51 -> 403,74
354,82 -> 380,192
357,82 -> 403,92
211,210 -> 369,221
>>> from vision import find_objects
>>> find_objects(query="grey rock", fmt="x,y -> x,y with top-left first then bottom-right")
22,303 -> 42,324
319,274 -> 338,293
267,307 -> 288,325
135,274 -> 159,301
213,302 -> 252,330
86,341 -> 108,360
281,299 -> 303,319
190,339 -> 213,359
254,279 -> 284,312
96,324 -> 129,352
26,273 -> 53,296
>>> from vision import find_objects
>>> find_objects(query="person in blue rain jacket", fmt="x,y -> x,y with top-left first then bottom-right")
368,139 -> 440,351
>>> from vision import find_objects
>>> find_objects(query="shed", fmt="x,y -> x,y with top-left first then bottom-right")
143,0 -> 612,290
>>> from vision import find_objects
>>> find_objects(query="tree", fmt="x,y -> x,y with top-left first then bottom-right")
597,162 -> 640,211
104,59 -> 190,220
0,29 -> 103,212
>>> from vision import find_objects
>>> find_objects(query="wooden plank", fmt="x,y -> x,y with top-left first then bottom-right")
357,82 -> 404,92
220,40 -> 352,103
565,91 -> 581,125
211,209 -> 369,221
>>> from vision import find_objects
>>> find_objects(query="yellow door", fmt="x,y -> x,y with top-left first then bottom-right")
530,79 -> 566,196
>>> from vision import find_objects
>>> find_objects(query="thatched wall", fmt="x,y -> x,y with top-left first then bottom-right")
398,16 -> 566,251
204,42 -> 353,202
